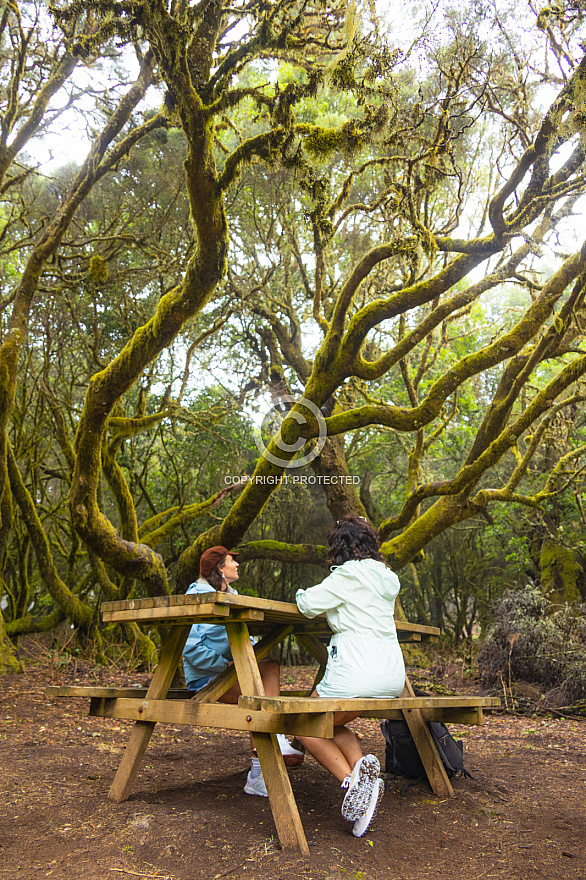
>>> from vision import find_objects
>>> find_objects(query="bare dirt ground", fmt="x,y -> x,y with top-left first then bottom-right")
0,653 -> 584,880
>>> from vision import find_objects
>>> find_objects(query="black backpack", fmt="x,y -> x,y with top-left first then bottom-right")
381,717 -> 473,793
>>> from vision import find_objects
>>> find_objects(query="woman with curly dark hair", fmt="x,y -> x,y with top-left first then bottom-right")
295,516 -> 405,837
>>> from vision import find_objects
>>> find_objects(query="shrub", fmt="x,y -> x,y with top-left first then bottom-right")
478,586 -> 586,709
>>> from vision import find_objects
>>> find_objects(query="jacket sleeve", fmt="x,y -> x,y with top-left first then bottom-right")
182,624 -> 230,676
296,570 -> 350,619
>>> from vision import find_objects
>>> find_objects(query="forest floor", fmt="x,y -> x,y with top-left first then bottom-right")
0,643 -> 584,880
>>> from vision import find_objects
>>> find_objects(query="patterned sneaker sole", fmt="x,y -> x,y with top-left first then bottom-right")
352,778 -> 384,838
341,755 -> 380,821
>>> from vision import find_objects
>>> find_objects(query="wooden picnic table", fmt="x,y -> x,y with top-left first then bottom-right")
46,592 -> 499,855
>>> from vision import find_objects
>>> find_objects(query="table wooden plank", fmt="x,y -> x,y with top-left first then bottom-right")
100,613 -> 434,643
102,593 -> 304,615
89,697 -> 334,737
101,605 -> 265,624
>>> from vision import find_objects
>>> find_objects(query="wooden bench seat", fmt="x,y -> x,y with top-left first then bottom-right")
46,686 -> 499,727
45,685 -> 332,737
46,686 -> 193,700
238,693 -> 500,725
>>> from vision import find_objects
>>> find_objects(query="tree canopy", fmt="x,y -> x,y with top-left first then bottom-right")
1,0 -> 586,668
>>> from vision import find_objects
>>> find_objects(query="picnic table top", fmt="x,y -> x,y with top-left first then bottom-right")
101,591 -> 440,640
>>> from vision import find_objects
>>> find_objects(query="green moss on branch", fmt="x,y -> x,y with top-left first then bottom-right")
236,541 -> 328,566
6,607 -> 64,637
7,445 -> 93,630
139,482 -> 244,547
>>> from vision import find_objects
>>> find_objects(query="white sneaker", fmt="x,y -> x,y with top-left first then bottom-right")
244,769 -> 268,797
277,734 -> 305,768
353,778 -> 384,837
341,754 -> 380,821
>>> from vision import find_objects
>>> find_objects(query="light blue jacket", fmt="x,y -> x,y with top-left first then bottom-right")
182,579 -> 233,687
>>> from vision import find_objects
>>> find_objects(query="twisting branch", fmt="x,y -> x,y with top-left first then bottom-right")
7,444 -> 93,629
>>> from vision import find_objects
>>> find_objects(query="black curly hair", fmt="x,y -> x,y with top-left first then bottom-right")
327,516 -> 383,567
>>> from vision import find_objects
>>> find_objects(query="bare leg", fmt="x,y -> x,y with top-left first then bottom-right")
258,659 -> 280,697
295,701 -> 364,783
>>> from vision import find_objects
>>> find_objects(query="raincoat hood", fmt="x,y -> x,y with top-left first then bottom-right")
331,558 -> 399,601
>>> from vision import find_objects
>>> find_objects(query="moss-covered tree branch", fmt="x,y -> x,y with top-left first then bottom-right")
7,444 -> 93,630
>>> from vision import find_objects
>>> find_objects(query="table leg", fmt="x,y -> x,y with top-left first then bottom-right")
108,624 -> 190,803
253,731 -> 310,855
401,674 -> 454,798
226,622 -> 310,856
